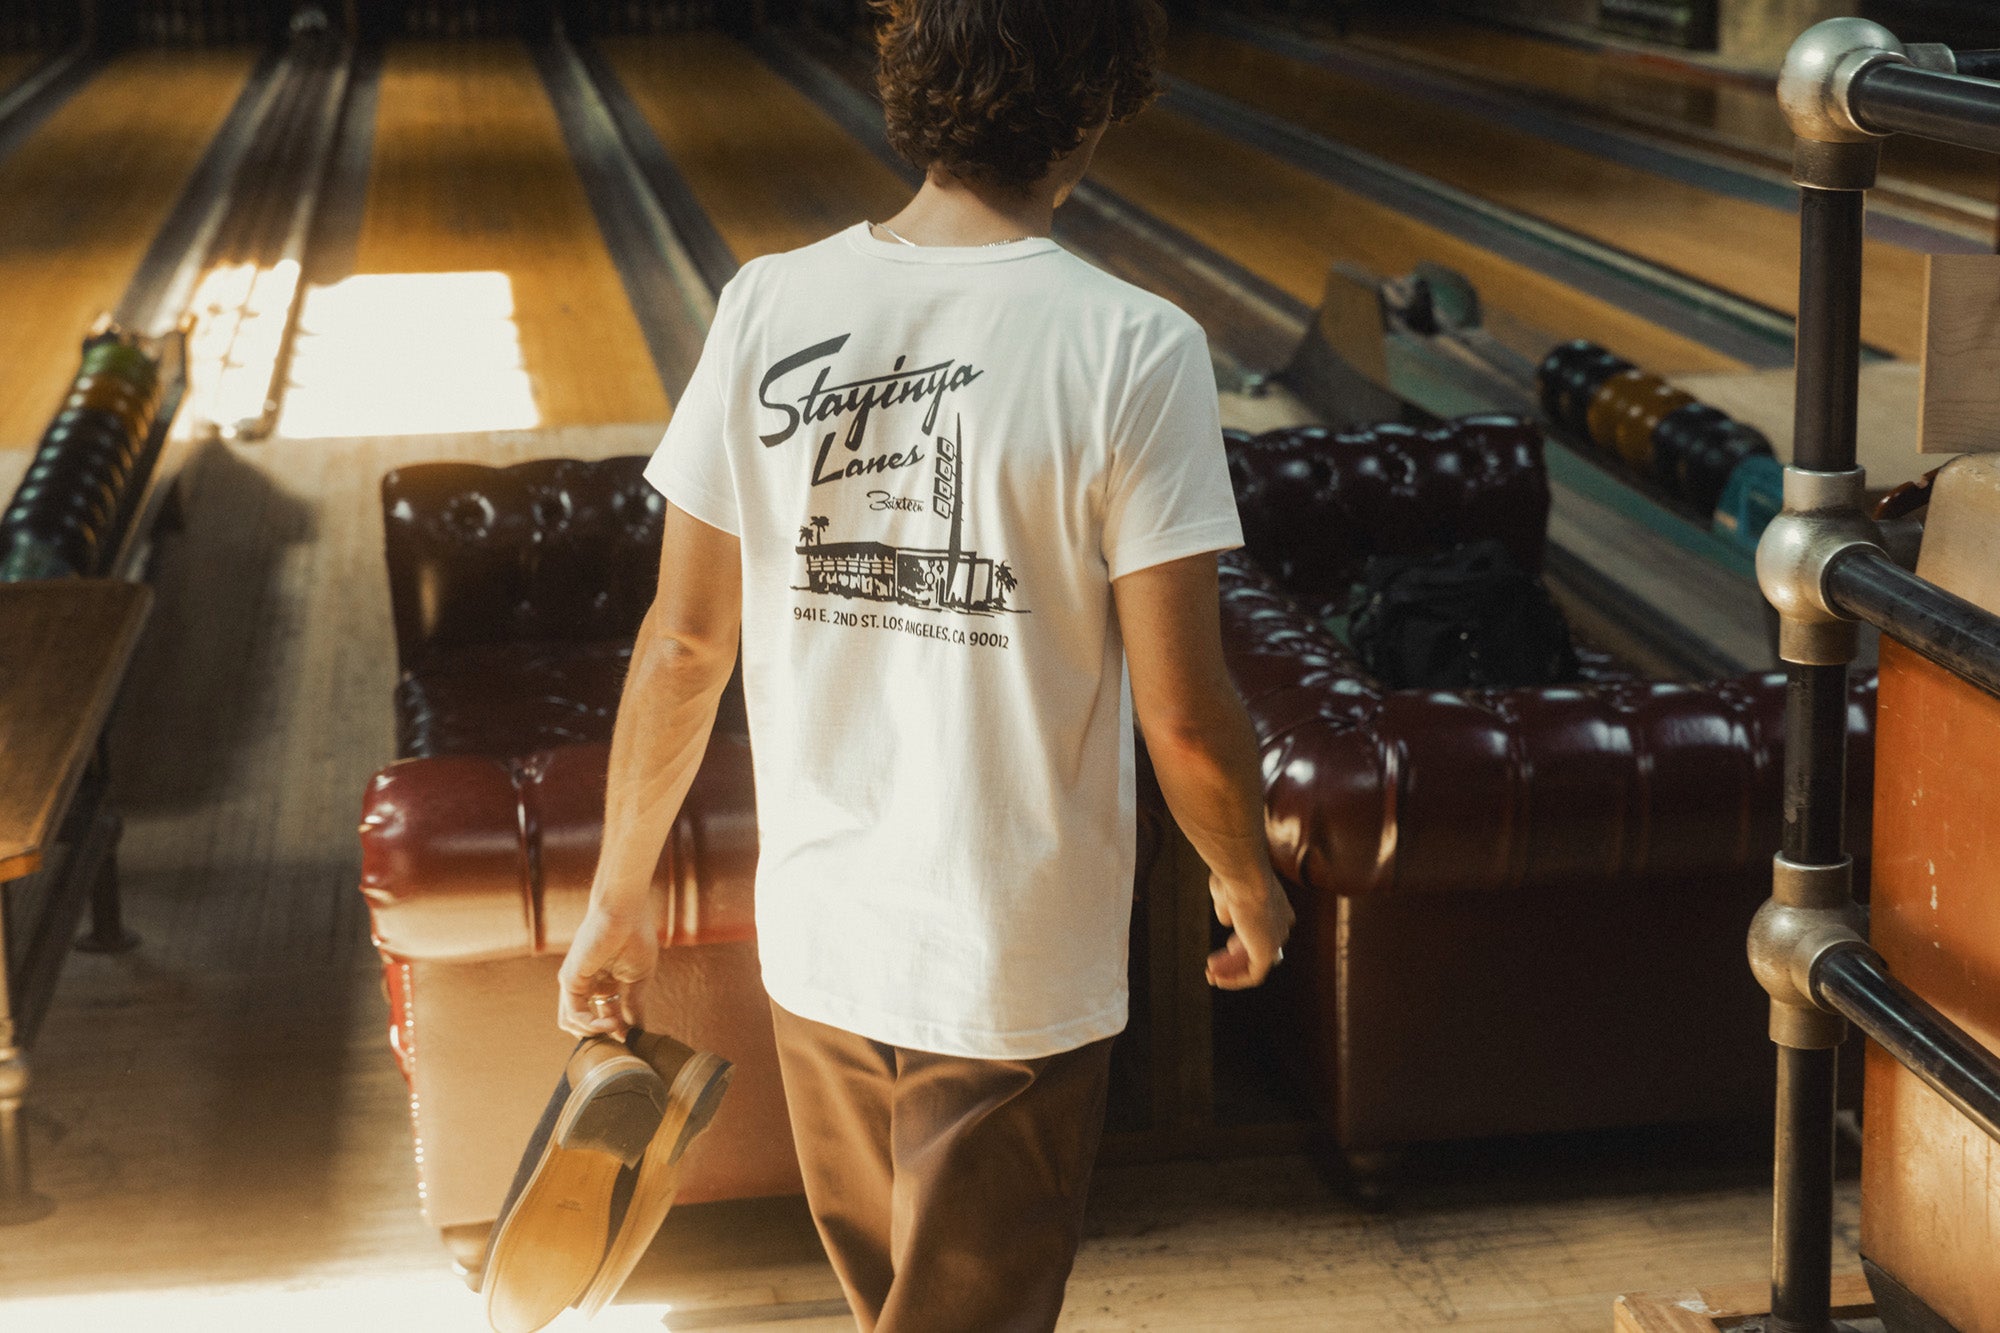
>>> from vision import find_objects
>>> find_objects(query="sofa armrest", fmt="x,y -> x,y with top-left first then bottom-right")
359,733 -> 756,962
1219,555 -> 1877,896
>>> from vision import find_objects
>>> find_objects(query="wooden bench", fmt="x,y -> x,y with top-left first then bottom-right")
0,578 -> 151,1224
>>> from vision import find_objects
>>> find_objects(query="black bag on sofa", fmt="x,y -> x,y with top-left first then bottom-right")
1346,539 -> 1581,690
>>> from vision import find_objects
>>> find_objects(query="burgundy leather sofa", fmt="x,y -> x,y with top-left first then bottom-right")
357,457 -> 795,1267
1221,417 -> 1877,1186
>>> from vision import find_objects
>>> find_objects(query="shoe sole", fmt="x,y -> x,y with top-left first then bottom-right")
484,1057 -> 667,1333
573,1052 -> 734,1317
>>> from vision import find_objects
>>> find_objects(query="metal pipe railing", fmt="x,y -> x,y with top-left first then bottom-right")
1815,946 -> 2000,1146
1825,547 -> 2000,697
1952,49 -> 2000,80
1851,63 -> 2000,155
1759,19 -> 2000,1329
1791,189 -> 1865,474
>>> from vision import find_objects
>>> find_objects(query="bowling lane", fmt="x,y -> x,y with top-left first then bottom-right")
600,30 -> 908,264
1343,14 -> 1999,209
606,31 -> 1728,378
1164,29 -> 1929,361
0,49 -> 253,450
1091,107 -> 1741,375
285,40 -> 667,436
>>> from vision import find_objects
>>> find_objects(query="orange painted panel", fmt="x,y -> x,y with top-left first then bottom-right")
1861,457 -> 2000,1333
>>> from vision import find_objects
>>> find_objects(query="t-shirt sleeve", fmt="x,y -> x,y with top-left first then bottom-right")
644,276 -> 745,535
1099,317 -> 1243,581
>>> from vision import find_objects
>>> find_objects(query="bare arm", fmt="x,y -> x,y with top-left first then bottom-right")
557,502 -> 742,1035
1113,552 -> 1293,989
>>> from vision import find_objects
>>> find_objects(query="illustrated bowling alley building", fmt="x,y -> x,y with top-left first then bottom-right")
1,1 -> 1999,1331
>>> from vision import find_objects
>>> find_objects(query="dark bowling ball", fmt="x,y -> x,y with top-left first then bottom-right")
3,485 -> 111,567
1651,402 -> 1729,492
0,527 -> 83,581
11,456 -> 123,522
1554,344 -> 1632,439
1682,420 -> 1774,515
23,443 -> 133,504
44,408 -> 143,466
1537,339 -> 1596,422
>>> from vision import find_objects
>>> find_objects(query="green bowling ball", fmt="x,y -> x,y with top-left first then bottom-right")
79,338 -> 160,392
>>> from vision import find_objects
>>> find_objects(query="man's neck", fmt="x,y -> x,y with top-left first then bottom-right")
874,174 -> 1056,248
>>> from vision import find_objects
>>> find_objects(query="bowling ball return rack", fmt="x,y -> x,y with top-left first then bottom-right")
1279,257 -> 1790,679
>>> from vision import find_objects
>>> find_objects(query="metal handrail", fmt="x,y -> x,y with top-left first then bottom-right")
1825,547 -> 2000,698
1815,946 -> 2000,1146
1851,62 -> 2000,155
1754,16 -> 2000,1330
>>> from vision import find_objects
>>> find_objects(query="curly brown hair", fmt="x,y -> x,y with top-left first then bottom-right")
873,0 -> 1166,194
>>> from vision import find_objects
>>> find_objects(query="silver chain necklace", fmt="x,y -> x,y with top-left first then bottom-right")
873,221 -> 1032,248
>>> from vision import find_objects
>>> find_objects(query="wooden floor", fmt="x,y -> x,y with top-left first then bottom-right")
302,41 -> 669,431
0,424 -> 1866,1333
1164,29 -> 1930,361
0,49 -> 251,449
603,32 -> 907,265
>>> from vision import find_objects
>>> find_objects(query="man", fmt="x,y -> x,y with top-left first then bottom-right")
556,0 -> 1294,1327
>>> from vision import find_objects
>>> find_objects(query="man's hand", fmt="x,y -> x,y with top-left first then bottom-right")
1206,869 -> 1294,990
556,896 -> 662,1038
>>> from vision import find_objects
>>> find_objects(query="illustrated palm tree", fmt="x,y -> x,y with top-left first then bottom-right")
993,561 -> 1017,608
798,523 -> 815,547
812,515 -> 829,543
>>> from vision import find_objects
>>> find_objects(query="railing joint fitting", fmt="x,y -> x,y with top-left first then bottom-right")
1751,856 -> 1865,1050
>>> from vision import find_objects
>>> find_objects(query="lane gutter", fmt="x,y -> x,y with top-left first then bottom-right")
0,42 -> 102,167
537,26 -> 720,399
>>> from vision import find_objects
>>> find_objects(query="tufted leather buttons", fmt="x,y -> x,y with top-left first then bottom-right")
1224,416 -> 1549,619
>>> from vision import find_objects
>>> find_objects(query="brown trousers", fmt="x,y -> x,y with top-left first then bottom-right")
769,1002 -> 1114,1333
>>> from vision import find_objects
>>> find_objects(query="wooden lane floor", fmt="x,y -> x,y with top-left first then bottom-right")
0,51 -> 42,94
1340,14 -> 2000,211
0,50 -> 252,450
280,41 -> 668,436
1163,29 -> 1930,361
602,30 -> 1729,377
1091,105 -> 1742,376
600,30 -> 907,264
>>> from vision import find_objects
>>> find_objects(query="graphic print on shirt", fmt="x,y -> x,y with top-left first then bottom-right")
756,333 -> 1027,632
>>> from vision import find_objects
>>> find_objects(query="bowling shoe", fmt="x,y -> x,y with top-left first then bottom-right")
573,1030 -> 734,1318
480,1038 -> 670,1333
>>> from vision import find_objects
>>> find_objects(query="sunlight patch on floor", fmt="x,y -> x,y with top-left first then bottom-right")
277,271 -> 541,439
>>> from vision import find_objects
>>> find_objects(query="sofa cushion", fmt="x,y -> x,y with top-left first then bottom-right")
396,640 -> 748,760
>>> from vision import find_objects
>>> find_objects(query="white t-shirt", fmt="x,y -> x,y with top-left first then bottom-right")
646,221 -> 1241,1058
